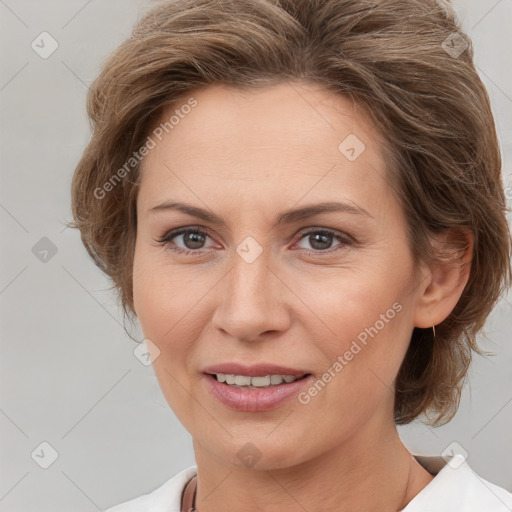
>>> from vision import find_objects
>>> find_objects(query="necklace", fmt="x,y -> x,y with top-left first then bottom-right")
181,455 -> 414,512
181,475 -> 197,512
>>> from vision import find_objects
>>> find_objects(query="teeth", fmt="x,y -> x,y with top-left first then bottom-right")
214,373 -> 301,387
235,375 -> 252,386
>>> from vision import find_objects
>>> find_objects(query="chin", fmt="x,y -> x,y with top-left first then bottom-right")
202,433 -> 310,471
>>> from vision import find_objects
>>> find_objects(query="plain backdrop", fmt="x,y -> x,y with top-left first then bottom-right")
1,0 -> 511,510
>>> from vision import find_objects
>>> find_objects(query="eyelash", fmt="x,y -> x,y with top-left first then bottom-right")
157,226 -> 354,256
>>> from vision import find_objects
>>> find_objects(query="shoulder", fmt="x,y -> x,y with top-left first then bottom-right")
103,465 -> 197,512
404,454 -> 512,511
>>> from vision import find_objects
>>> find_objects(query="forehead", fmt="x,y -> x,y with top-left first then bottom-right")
147,81 -> 382,155
137,82 -> 393,216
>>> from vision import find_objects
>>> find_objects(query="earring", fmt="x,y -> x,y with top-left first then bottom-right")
432,325 -> 436,338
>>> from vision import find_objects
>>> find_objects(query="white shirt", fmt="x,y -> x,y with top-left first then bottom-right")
104,454 -> 512,511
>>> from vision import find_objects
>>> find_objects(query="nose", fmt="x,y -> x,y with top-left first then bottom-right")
211,246 -> 292,343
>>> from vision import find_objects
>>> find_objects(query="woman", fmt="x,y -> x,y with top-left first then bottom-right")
69,0 -> 512,510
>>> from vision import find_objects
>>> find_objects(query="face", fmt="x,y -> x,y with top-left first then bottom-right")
133,82 -> 425,470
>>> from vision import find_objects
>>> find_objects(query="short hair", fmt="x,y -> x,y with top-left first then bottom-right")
68,0 -> 511,426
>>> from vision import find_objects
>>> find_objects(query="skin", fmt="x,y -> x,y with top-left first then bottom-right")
132,82 -> 471,511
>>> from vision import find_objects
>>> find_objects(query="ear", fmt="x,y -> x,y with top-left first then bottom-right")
413,228 -> 473,328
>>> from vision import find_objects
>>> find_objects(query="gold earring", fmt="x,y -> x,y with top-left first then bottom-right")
432,325 -> 436,338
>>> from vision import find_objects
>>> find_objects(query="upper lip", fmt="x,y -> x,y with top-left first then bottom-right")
202,363 -> 310,378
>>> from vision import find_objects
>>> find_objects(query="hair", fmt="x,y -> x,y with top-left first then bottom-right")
68,0 -> 511,426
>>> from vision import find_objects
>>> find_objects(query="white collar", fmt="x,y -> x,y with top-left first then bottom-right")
104,455 -> 512,511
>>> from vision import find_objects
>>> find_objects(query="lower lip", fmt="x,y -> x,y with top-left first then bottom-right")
203,374 -> 312,412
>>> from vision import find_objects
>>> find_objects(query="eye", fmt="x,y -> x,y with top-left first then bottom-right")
157,226 -> 353,256
293,228 -> 353,254
158,227 -> 215,255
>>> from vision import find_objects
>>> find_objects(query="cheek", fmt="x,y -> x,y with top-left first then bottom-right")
132,255 -> 204,428
302,261 -> 413,390
133,246 -> 201,339
300,292 -> 410,438
323,299 -> 407,389
132,250 -> 210,383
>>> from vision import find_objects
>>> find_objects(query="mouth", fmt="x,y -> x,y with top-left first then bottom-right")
201,364 -> 314,411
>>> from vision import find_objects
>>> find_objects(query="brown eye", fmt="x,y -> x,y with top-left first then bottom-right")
295,228 -> 352,253
158,227 -> 214,255
180,230 -> 207,250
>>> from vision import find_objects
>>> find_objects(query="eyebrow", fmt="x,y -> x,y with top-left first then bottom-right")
147,200 -> 372,226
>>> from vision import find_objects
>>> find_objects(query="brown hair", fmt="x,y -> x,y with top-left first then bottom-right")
68,0 -> 511,425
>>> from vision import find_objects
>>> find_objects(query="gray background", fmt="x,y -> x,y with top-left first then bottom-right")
1,0 -> 511,510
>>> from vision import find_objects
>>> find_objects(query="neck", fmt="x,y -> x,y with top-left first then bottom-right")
191,416 -> 433,512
